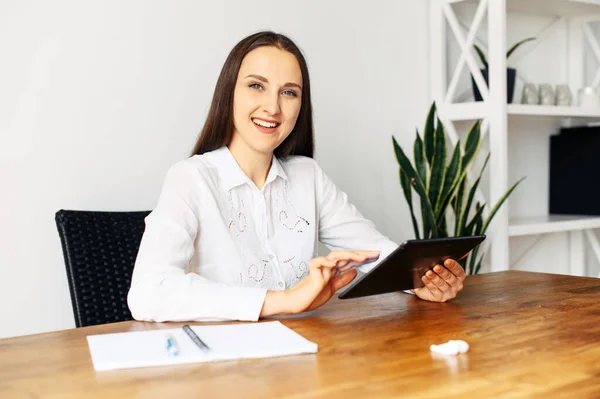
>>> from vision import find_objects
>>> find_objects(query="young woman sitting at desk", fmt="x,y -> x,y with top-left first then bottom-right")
127,31 -> 466,322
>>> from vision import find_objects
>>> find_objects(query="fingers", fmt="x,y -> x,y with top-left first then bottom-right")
443,258 -> 466,282
308,256 -> 337,286
335,260 -> 352,272
327,250 -> 380,272
419,259 -> 466,302
309,256 -> 337,271
432,265 -> 460,288
326,250 -> 372,263
422,270 -> 451,301
330,269 -> 358,292
308,250 -> 380,287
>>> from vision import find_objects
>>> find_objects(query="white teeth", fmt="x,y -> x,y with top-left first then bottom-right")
253,119 -> 278,128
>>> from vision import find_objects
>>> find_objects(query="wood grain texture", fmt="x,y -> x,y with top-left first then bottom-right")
2,270 -> 600,398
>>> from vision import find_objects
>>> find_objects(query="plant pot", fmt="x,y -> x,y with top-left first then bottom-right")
471,67 -> 516,103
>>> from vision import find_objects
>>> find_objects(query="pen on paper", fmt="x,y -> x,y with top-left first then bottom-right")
166,335 -> 180,357
183,324 -> 211,352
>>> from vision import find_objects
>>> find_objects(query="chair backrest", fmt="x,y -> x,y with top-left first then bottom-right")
55,209 -> 151,327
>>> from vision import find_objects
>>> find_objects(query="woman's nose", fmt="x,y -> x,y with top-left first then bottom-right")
262,93 -> 281,115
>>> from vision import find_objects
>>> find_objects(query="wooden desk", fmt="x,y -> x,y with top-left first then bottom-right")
1,270 -> 600,398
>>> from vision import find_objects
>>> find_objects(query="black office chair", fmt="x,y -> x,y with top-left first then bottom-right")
55,209 -> 151,327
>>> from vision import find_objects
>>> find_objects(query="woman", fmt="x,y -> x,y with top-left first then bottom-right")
127,31 -> 465,322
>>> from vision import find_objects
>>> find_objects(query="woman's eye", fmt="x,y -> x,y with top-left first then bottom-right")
249,83 -> 263,90
282,89 -> 297,97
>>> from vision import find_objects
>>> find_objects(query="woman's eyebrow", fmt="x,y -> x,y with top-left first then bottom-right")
245,74 -> 302,90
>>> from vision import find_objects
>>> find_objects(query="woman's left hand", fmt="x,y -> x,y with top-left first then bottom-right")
412,258 -> 466,302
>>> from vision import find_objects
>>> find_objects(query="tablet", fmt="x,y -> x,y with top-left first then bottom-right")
337,235 -> 486,299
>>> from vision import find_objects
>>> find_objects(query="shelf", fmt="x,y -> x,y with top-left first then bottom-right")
509,214 -> 600,237
507,0 -> 600,18
452,0 -> 600,18
440,102 -> 600,121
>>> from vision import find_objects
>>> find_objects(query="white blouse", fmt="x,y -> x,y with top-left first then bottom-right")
127,147 -> 399,322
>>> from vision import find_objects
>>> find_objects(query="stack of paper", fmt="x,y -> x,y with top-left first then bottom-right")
86,321 -> 318,371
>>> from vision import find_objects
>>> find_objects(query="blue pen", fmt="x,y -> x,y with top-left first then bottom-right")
166,334 -> 180,357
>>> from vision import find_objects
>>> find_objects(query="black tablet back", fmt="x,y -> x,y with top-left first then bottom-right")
338,235 -> 485,299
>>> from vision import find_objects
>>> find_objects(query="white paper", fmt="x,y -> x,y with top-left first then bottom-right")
86,321 -> 318,371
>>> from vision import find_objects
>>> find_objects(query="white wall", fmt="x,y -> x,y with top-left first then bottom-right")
0,0 -> 429,338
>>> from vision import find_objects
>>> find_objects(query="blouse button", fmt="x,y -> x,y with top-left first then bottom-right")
268,254 -> 273,259
278,282 -> 284,287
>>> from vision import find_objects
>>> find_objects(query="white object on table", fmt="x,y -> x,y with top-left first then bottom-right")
430,340 -> 470,355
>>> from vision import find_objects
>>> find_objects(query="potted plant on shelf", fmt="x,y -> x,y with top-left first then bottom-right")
471,37 -> 535,103
392,102 -> 525,274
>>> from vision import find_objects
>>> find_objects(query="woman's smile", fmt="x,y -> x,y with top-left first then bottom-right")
252,117 -> 280,134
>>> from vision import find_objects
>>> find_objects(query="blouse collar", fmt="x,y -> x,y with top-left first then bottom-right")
209,146 -> 289,191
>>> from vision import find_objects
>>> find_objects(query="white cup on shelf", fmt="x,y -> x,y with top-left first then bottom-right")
577,87 -> 600,108
555,84 -> 572,106
539,84 -> 555,105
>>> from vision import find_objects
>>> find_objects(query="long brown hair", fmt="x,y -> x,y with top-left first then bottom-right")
190,31 -> 314,158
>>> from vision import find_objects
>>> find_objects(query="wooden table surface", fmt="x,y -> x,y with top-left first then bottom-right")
1,270 -> 600,398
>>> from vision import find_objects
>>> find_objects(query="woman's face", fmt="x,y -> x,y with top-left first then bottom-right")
231,46 -> 303,157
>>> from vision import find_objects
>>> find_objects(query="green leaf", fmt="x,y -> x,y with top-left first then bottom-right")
458,153 -> 490,236
440,162 -> 472,235
468,245 -> 481,275
440,141 -> 461,201
392,136 -> 438,238
414,130 -> 431,237
400,168 -> 421,239
464,202 -> 484,236
481,176 -> 527,234
453,177 -> 466,236
463,121 -> 481,170
473,206 -> 484,236
428,119 -> 447,214
464,203 -> 486,234
438,217 -> 448,238
421,196 -> 432,238
423,103 -> 436,166
469,236 -> 483,274
414,131 -> 427,184
473,257 -> 484,274
474,44 -> 488,69
506,37 -> 535,59
436,141 -> 461,218
435,170 -> 466,233
465,203 -> 484,274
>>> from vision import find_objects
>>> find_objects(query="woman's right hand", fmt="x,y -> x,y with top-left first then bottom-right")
260,250 -> 380,317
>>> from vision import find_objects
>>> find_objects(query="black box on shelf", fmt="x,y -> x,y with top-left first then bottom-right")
549,125 -> 600,215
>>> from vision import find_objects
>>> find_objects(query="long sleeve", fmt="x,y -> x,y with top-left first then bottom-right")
315,164 -> 399,274
127,162 -> 267,322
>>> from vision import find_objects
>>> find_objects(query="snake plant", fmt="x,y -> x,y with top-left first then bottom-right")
392,102 -> 525,274
474,37 -> 535,70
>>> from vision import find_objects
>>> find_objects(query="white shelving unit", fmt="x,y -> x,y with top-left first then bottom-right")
430,0 -> 600,276
509,215 -> 600,237
444,103 -> 600,120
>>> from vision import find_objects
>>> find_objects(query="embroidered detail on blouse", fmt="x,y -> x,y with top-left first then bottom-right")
227,192 -> 247,236
248,260 -> 268,282
279,211 -> 311,232
282,256 -> 309,279
277,181 -> 310,233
